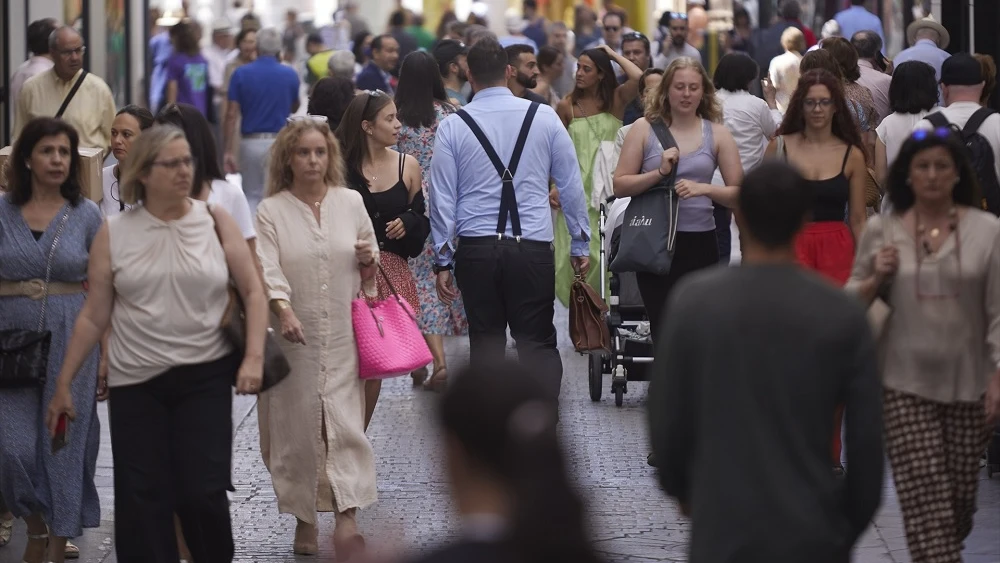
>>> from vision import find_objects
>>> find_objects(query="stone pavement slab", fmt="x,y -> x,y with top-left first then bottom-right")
1,307 -> 998,562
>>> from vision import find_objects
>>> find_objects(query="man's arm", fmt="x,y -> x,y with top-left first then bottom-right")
224,70 -> 242,173
648,286 -> 698,507
548,116 -> 590,257
429,119 -> 459,266
842,312 -> 884,541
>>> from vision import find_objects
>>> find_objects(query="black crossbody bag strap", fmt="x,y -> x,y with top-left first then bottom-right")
56,71 -> 89,118
456,102 -> 540,239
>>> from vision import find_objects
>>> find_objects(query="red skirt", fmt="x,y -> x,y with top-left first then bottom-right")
794,222 -> 855,285
375,251 -> 420,314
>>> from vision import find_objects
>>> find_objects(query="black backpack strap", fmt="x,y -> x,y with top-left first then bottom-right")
456,102 -> 540,239
962,107 -> 998,138
925,112 -> 950,129
56,71 -> 88,118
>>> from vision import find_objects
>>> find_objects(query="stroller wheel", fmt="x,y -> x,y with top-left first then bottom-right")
614,384 -> 624,407
588,353 -> 603,402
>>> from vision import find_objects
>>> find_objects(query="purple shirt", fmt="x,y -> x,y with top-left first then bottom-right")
166,53 -> 209,116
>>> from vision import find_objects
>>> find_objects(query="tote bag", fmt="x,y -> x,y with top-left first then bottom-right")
352,266 -> 433,379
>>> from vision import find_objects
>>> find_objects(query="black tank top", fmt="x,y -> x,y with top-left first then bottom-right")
355,153 -> 409,255
785,143 -> 852,223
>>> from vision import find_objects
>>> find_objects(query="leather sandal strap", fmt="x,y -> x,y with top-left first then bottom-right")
27,533 -> 49,540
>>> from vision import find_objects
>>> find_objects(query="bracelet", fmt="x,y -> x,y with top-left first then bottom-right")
270,299 -> 291,315
358,258 -> 375,268
657,168 -> 669,177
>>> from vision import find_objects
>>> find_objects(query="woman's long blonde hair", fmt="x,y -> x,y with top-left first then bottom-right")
119,124 -> 188,205
644,57 -> 722,125
266,120 -> 345,197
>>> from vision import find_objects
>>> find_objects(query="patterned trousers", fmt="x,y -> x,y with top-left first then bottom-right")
883,388 -> 992,563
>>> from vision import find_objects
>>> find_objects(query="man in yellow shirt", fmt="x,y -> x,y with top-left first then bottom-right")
14,26 -> 116,159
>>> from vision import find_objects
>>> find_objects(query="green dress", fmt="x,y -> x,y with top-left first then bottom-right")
555,112 -> 622,306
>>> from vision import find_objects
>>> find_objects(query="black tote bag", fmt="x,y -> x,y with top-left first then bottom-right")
609,120 -> 680,276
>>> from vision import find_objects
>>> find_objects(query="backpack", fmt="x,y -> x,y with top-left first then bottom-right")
926,108 -> 1000,216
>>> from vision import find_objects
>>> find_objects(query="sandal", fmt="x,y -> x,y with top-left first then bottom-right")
0,516 -> 12,547
410,367 -> 429,387
64,540 -> 80,559
423,367 -> 447,392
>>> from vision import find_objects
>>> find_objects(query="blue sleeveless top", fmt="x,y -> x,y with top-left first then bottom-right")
639,119 -> 718,232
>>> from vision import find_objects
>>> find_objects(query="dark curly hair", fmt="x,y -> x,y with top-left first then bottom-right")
308,77 -> 357,131
887,129 -> 981,213
777,69 -> 864,156
4,118 -> 84,206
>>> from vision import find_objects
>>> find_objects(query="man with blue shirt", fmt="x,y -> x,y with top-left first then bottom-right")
430,38 -> 590,399
223,28 -> 299,213
355,35 -> 399,94
833,0 -> 885,51
894,16 -> 951,84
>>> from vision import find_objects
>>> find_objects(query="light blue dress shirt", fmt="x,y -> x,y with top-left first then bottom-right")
430,87 -> 591,266
834,6 -> 885,52
893,39 -> 950,83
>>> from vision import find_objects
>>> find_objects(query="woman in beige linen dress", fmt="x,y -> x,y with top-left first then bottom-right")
254,119 -> 378,560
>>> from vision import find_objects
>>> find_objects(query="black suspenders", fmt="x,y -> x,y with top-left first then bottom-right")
455,102 -> 540,241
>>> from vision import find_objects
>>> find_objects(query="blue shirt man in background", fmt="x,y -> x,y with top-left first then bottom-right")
430,38 -> 591,399
834,0 -> 885,52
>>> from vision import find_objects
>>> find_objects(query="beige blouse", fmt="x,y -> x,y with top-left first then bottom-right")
847,210 -> 1000,403
106,199 -> 232,387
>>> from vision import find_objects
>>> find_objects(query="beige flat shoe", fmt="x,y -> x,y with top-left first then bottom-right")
293,519 -> 318,556
64,540 -> 80,559
0,516 -> 13,547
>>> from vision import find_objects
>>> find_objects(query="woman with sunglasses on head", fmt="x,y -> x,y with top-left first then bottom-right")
394,51 -> 463,391
335,91 -> 429,424
102,105 -> 155,216
765,68 -> 867,473
552,44 -> 641,305
847,128 -> 1000,563
254,119 -> 379,560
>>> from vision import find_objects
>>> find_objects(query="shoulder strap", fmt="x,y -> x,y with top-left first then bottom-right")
962,107 -> 998,138
649,119 -> 679,187
925,112 -> 950,129
55,71 -> 89,118
36,208 -> 72,332
776,135 -> 787,160
840,145 -> 852,172
397,152 -> 405,179
456,102 -> 541,239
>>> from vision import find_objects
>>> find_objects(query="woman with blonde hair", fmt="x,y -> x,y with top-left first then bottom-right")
254,119 -> 379,559
47,124 -> 268,562
614,57 -> 743,344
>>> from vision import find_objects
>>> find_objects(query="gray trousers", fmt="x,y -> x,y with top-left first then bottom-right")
239,137 -> 275,215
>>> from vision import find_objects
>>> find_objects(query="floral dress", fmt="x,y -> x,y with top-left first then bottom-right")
397,101 -> 469,336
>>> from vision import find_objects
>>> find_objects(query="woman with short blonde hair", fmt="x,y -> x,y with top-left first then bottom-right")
255,119 -> 379,559
48,123 -> 268,561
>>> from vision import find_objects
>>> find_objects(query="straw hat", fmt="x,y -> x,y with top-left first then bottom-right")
906,15 -> 949,49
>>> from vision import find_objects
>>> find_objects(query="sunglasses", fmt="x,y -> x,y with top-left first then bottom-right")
668,12 -> 688,20
622,31 -> 647,41
361,89 -> 388,117
287,114 -> 329,124
911,126 -> 955,141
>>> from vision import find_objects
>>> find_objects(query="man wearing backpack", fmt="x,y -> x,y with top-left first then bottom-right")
918,53 -> 1000,216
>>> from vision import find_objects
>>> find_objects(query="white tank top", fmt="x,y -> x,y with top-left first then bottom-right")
106,199 -> 232,387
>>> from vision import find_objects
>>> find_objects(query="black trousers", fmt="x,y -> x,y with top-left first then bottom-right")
636,230 -> 719,341
714,204 -> 732,264
454,237 -> 562,399
108,353 -> 238,563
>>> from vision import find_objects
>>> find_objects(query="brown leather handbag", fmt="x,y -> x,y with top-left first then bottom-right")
569,275 -> 610,353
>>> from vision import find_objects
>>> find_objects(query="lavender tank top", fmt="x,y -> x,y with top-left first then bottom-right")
639,119 -> 718,232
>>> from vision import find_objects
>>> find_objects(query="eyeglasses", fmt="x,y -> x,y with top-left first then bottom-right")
57,46 -> 86,57
287,114 -> 329,124
803,98 -> 833,110
361,89 -> 388,118
152,156 -> 195,170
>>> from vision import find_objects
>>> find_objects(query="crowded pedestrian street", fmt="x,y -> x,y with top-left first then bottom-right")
4,1 -> 1000,562
0,307 -> 998,562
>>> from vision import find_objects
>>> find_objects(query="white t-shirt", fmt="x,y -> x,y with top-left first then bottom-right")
207,178 -> 255,240
712,89 -> 783,186
916,102 -> 1000,181
876,109 -> 934,171
100,165 -> 133,217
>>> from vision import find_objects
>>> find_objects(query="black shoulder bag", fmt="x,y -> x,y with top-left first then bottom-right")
55,71 -> 89,118
0,209 -> 71,388
610,120 -> 681,275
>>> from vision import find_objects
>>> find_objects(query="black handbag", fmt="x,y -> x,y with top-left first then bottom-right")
609,120 -> 681,275
0,210 -> 71,389
207,204 -> 291,392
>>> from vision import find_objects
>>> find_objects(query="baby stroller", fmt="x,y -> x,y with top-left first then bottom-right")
588,199 -> 656,407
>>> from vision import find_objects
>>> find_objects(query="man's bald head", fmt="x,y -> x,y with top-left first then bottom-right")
49,26 -> 82,52
49,26 -> 85,80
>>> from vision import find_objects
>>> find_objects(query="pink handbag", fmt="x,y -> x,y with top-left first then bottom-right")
352,266 -> 432,380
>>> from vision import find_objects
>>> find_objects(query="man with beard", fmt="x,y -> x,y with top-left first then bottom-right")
505,44 -> 548,104
620,32 -> 651,125
653,12 -> 701,69
434,39 -> 469,106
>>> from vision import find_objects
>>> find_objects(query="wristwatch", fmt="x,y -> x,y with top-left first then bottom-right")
433,264 -> 453,274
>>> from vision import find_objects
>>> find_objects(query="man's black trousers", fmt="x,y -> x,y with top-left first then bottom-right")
454,237 -> 562,398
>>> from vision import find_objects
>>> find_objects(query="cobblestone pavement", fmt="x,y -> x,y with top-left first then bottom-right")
1,308 -> 998,562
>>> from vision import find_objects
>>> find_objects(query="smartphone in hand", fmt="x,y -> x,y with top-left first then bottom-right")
51,414 -> 69,454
